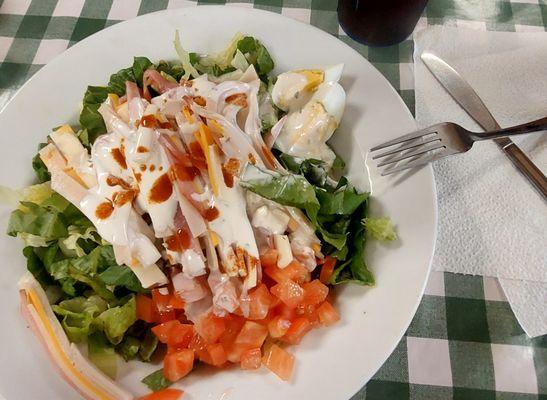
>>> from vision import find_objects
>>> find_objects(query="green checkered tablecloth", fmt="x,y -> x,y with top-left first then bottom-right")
0,0 -> 545,399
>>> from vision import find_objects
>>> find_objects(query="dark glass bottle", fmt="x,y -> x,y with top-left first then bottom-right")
338,0 -> 428,47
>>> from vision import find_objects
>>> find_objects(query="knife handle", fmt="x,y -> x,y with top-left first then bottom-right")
500,141 -> 547,201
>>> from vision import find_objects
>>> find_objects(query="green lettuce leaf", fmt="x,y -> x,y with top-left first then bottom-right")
156,60 -> 185,82
117,336 -> 141,361
240,163 -> 372,284
22,246 -> 54,288
142,369 -> 173,392
94,295 -> 137,345
240,165 -> 320,219
7,201 -> 68,240
363,217 -> 397,241
32,143 -> 51,183
330,202 -> 374,285
99,264 -> 145,293
52,295 -> 108,342
88,332 -> 118,379
139,328 -> 159,362
132,56 -> 154,85
236,36 -> 274,77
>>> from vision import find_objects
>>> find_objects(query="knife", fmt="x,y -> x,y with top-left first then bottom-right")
421,52 -> 547,201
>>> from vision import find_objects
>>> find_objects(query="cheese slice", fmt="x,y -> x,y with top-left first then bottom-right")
19,273 -> 133,400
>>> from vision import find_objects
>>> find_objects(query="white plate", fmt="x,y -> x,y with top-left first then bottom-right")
0,7 -> 436,400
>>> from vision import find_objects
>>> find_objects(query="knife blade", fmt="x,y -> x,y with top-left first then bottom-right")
421,52 -> 547,201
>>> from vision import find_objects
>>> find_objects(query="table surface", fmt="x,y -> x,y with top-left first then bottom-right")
0,1 -> 545,399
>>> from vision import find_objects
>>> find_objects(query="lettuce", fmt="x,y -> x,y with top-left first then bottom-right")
52,295 -> 108,342
139,328 -> 159,362
79,56 -> 154,144
330,202 -> 374,285
240,165 -> 320,218
93,295 -> 137,345
32,143 -> 51,183
142,369 -> 173,392
200,32 -> 245,70
363,217 -> 397,241
88,332 -> 118,379
23,246 -> 54,288
7,201 -> 68,240
174,31 -> 200,80
240,163 -> 373,285
117,336 -> 141,361
99,264 -> 145,293
236,36 -> 274,77
59,225 -> 102,258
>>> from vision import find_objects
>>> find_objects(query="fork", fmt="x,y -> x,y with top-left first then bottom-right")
370,116 -> 547,176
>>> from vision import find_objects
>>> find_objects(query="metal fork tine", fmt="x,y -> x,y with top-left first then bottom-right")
372,135 -> 441,160
380,151 -> 449,176
377,142 -> 446,167
370,125 -> 440,152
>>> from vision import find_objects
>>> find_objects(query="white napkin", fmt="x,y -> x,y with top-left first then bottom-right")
414,26 -> 547,337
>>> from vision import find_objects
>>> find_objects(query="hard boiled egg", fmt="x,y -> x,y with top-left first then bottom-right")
275,78 -> 346,167
271,64 -> 344,112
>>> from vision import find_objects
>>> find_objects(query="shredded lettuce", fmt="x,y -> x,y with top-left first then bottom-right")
139,328 -> 159,362
93,295 -> 137,345
174,31 -> 200,80
32,143 -> 51,183
200,32 -> 245,69
117,336 -> 141,361
59,225 -> 103,258
99,264 -> 146,293
142,369 -> 174,392
230,49 -> 250,72
363,217 -> 397,241
240,163 -> 373,285
88,332 -> 119,379
236,36 -> 274,76
52,295 -> 108,342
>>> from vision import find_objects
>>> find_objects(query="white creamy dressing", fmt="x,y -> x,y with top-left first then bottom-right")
272,66 -> 346,168
44,63 -> 345,291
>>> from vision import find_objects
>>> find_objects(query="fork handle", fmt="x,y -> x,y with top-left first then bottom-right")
473,116 -> 547,140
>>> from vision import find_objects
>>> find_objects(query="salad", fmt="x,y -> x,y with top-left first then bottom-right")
6,33 -> 395,400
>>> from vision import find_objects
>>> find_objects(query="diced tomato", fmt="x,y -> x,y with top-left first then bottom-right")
267,316 -> 291,338
227,321 -> 268,363
265,261 -> 310,285
168,324 -> 194,347
152,320 -> 180,343
317,301 -> 340,326
136,294 -> 158,323
168,293 -> 186,310
260,248 -> 278,269
200,343 -> 227,367
236,321 -> 269,347
283,261 -> 311,284
263,265 -> 287,284
270,301 -> 297,320
296,304 -> 320,326
319,256 -> 336,284
270,280 -> 304,309
282,317 -> 312,344
262,344 -> 294,381
138,388 -> 184,400
302,280 -> 329,305
163,348 -> 194,382
152,288 -> 172,313
219,315 -> 245,347
240,348 -> 262,370
248,283 -> 275,320
187,333 -> 208,359
195,313 -> 226,344
157,310 -> 177,323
